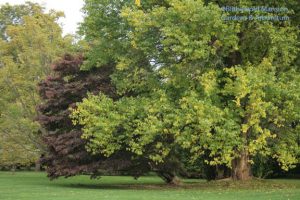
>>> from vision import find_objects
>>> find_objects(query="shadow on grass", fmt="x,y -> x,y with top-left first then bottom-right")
48,178 -> 300,191
54,182 -> 183,190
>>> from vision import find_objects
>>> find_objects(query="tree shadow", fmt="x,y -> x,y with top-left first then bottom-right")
54,183 -> 175,190
40,176 -> 207,190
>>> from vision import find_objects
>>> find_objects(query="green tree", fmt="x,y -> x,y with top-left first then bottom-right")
0,2 -> 72,168
73,0 -> 299,180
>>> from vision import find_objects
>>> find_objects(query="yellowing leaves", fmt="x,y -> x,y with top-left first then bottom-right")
135,0 -> 141,7
0,2 -> 71,167
199,70 -> 218,96
74,0 -> 299,174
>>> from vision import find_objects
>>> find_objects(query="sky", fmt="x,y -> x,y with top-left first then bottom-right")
0,0 -> 84,35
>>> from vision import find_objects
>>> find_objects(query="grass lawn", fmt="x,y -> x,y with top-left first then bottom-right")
0,172 -> 300,200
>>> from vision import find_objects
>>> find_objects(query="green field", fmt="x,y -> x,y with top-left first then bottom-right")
0,172 -> 300,200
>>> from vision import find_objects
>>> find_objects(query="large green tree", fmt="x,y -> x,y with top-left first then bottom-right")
0,2 -> 72,168
72,0 -> 299,181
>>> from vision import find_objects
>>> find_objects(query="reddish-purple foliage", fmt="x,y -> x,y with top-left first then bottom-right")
37,54 -> 135,179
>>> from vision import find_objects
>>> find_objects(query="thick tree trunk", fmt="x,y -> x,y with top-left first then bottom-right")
231,150 -> 252,180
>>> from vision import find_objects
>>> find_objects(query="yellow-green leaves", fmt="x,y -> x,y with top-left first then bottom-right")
199,70 -> 218,96
71,94 -> 124,157
71,90 -> 177,163
135,0 -> 141,7
0,2 -> 71,167
76,0 -> 300,174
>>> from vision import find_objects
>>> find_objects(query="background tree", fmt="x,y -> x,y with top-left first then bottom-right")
0,2 -> 72,169
72,0 -> 300,181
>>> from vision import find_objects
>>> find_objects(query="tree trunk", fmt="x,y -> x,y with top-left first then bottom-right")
231,150 -> 252,180
157,171 -> 181,185
216,165 -> 225,180
11,165 -> 16,175
35,160 -> 41,171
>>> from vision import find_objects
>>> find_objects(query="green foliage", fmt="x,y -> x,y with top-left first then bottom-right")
0,2 -> 72,167
72,90 -> 176,163
74,0 -> 300,179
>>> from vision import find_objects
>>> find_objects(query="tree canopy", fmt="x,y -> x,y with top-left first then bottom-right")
71,0 -> 300,180
1,0 -> 298,182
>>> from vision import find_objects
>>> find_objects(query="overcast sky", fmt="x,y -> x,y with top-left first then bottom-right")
0,0 -> 84,35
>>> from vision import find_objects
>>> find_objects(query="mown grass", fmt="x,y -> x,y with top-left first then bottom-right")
0,172 -> 300,200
